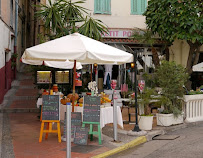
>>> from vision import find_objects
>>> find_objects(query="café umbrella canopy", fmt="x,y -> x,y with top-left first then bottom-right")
22,58 -> 82,70
192,62 -> 203,72
21,33 -> 134,111
22,33 -> 133,64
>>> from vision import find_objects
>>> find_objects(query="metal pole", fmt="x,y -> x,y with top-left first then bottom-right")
118,65 -> 121,88
96,65 -> 98,86
66,102 -> 71,158
90,64 -> 93,81
113,90 -> 118,141
72,60 -> 76,112
133,50 -> 141,132
124,64 -> 127,83
131,70 -> 133,91
14,0 -> 18,79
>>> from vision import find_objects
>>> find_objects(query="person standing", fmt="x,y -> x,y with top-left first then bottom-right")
103,64 -> 113,89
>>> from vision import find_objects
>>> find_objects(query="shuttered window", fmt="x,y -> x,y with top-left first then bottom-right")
131,0 -> 147,15
94,0 -> 111,14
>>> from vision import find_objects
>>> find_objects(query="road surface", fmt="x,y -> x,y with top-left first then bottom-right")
109,122 -> 203,158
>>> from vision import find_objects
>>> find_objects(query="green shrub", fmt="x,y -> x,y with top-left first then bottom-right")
155,61 -> 189,116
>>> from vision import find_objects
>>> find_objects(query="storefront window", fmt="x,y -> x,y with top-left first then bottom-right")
55,71 -> 69,84
37,71 -> 52,84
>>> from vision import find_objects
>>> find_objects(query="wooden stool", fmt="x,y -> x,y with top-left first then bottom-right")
82,122 -> 102,145
39,120 -> 61,143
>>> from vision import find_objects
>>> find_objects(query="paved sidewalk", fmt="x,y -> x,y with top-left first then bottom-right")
0,72 -> 144,158
1,71 -> 188,158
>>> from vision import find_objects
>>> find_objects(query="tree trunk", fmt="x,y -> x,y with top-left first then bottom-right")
151,47 -> 160,68
185,41 -> 201,89
137,56 -> 146,69
186,41 -> 201,75
165,47 -> 170,61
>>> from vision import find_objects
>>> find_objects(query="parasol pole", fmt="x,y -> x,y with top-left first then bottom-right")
72,60 -> 76,112
90,64 -> 93,81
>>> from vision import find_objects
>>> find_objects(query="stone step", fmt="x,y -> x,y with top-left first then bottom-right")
0,108 -> 40,113
13,96 -> 38,100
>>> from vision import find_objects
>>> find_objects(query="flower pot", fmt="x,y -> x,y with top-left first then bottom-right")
91,91 -> 94,96
173,114 -> 183,125
156,113 -> 173,126
138,115 -> 153,130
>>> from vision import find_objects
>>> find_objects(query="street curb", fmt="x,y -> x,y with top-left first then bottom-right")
92,136 -> 147,158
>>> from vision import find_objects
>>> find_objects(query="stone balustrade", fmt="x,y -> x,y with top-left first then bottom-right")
184,94 -> 203,123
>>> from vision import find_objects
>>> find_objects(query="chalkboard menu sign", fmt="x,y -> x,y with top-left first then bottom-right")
42,95 -> 60,120
64,112 -> 82,138
74,127 -> 89,145
83,96 -> 101,122
84,96 -> 101,105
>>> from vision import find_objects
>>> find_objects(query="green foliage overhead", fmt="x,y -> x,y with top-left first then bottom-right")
155,61 -> 189,115
35,0 -> 108,40
144,0 -> 203,44
131,28 -> 161,68
132,28 -> 156,46
78,16 -> 108,40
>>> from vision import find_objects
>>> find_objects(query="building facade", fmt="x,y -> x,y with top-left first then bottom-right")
0,0 -> 41,104
0,0 -> 15,103
45,0 -> 203,88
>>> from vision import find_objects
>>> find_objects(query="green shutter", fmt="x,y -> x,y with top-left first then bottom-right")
131,0 -> 147,15
106,0 -> 111,14
131,0 -> 138,14
102,0 -> 111,14
94,0 -> 102,14
140,0 -> 147,14
95,0 -> 111,14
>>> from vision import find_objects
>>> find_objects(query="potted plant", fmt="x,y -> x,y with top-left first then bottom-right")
137,88 -> 158,130
155,61 -> 189,126
121,83 -> 128,98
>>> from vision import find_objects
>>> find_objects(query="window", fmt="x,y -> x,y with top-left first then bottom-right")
94,0 -> 111,14
131,0 -> 147,15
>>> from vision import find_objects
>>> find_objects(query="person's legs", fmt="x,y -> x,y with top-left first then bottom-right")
106,73 -> 111,89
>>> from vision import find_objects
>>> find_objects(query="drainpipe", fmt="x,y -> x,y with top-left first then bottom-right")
14,0 -> 18,79
33,0 -> 36,46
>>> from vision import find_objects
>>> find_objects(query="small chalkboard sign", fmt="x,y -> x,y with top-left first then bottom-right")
64,112 -> 82,138
42,95 -> 60,120
84,96 -> 101,105
83,96 -> 101,122
74,127 -> 89,145
71,112 -> 82,126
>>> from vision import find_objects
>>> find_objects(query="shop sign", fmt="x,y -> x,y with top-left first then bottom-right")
102,29 -> 133,38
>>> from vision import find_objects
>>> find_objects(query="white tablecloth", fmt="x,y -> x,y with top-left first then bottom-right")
37,98 -> 123,129
36,98 -> 43,108
60,105 -> 123,129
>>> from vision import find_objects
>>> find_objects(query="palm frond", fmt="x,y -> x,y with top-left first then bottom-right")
78,16 -> 108,40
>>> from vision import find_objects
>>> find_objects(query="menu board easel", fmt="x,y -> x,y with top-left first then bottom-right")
39,95 -> 61,143
82,96 -> 102,145
64,112 -> 82,139
73,127 -> 89,145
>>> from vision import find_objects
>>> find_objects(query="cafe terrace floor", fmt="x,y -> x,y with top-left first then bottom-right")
0,72 -> 157,158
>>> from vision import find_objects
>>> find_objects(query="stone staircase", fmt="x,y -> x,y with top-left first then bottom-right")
0,72 -> 40,113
